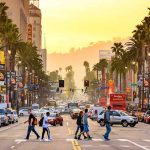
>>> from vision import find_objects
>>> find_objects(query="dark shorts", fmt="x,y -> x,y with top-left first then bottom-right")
84,124 -> 89,132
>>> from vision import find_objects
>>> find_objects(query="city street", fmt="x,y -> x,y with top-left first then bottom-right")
0,115 -> 150,150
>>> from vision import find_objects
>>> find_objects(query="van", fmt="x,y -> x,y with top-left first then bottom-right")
90,107 -> 104,120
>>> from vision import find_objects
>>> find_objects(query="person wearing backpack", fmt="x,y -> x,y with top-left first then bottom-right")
24,110 -> 40,140
41,112 -> 51,141
103,106 -> 111,141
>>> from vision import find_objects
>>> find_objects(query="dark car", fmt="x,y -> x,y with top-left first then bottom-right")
48,113 -> 63,126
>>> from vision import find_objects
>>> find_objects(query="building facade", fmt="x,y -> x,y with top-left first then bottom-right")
28,3 -> 47,72
1,0 -> 29,41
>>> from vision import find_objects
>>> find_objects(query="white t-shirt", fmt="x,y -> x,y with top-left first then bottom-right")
42,115 -> 48,128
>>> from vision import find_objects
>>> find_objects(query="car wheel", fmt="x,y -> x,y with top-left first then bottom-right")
20,113 -> 24,116
60,122 -> 63,126
138,117 -> 143,122
99,120 -> 105,126
122,120 -> 128,127
130,123 -> 135,127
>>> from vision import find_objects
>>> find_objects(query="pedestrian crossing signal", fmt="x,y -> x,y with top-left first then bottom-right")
84,80 -> 89,87
59,80 -> 64,87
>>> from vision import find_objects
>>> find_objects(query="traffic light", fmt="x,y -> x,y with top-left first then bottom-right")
59,80 -> 64,87
84,80 -> 89,87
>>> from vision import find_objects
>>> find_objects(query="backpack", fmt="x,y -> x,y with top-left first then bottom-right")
33,118 -> 38,125
39,117 -> 44,127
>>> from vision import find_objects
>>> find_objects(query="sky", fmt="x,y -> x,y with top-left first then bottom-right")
39,0 -> 150,54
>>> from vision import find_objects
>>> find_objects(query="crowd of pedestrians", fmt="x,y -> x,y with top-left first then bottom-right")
24,106 -> 112,141
24,110 -> 52,141
74,106 -> 112,141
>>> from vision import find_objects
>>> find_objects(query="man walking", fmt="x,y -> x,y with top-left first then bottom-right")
77,111 -> 87,140
25,110 -> 40,140
41,112 -> 51,141
103,106 -> 111,141
83,109 -> 92,140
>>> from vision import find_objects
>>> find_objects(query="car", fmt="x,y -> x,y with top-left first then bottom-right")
37,107 -> 55,116
0,109 -> 9,126
70,108 -> 81,119
19,108 -> 30,116
97,110 -> 138,127
144,110 -> 150,124
48,113 -> 63,126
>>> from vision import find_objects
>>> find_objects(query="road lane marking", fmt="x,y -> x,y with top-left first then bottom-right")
67,122 -> 69,126
118,139 -> 150,150
144,140 -> 150,142
92,139 -> 103,141
11,146 -> 15,149
72,141 -> 77,150
74,140 -> 81,150
68,128 -> 71,135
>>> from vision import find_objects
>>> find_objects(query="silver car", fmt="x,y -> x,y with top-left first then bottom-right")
97,110 -> 138,127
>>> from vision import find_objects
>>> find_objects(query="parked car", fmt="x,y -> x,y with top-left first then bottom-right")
70,108 -> 81,119
0,109 -> 9,126
48,113 -> 63,126
144,110 -> 150,124
97,110 -> 138,127
19,108 -> 30,116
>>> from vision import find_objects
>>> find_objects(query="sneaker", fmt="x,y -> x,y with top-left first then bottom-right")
41,138 -> 45,141
74,136 -> 77,139
84,136 -> 87,139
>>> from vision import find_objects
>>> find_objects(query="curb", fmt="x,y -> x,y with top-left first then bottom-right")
0,121 -> 24,132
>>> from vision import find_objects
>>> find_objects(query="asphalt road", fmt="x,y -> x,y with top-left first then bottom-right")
0,115 -> 150,150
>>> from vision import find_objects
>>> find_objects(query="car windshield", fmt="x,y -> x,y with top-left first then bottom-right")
99,111 -> 104,115
120,111 -> 129,116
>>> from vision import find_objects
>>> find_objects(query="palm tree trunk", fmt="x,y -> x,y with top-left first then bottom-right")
120,73 -> 122,93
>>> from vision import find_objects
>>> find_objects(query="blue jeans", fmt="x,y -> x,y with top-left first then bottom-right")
26,125 -> 39,139
104,123 -> 111,139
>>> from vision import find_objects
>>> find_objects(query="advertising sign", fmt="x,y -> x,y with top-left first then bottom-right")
27,24 -> 32,43
98,97 -> 107,107
0,72 -> 4,81
0,51 -> 5,64
110,94 -> 126,111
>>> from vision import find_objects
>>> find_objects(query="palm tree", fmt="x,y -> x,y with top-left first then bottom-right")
111,42 -> 127,92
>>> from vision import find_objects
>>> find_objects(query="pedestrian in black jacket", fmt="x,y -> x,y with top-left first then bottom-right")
76,111 -> 87,140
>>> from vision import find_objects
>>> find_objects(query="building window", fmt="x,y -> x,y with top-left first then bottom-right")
33,27 -> 36,31
33,34 -> 35,38
34,20 -> 36,24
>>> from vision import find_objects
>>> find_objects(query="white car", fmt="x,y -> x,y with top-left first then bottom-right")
12,111 -> 18,123
19,109 -> 29,116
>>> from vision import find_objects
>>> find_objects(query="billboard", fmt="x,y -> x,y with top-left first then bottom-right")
0,51 -> 5,64
110,94 -> 126,111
